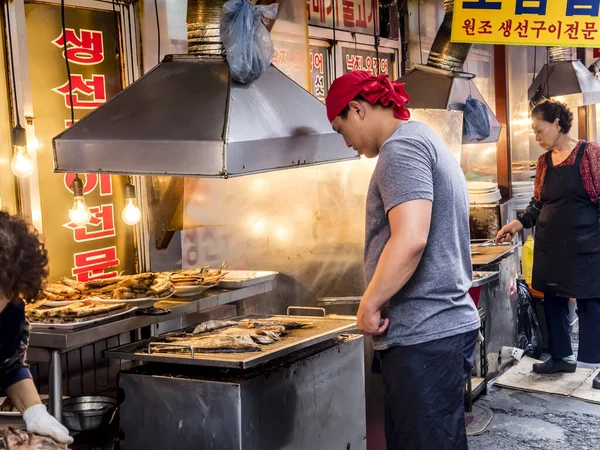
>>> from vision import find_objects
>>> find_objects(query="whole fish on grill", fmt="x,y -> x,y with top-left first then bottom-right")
191,319 -> 238,335
3,428 -> 68,450
155,334 -> 261,353
218,327 -> 283,345
237,318 -> 314,330
166,322 -> 288,346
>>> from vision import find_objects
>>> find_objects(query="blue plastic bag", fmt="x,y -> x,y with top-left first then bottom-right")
463,94 -> 491,142
220,0 -> 279,84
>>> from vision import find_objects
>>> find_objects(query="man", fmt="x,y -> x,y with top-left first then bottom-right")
325,71 -> 480,450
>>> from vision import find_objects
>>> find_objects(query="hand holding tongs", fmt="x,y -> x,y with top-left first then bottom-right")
471,238 -> 496,249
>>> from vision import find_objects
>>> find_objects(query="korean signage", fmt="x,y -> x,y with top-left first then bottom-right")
310,46 -> 330,103
25,2 -> 134,281
272,39 -> 310,89
452,0 -> 600,47
307,0 -> 378,35
341,47 -> 393,77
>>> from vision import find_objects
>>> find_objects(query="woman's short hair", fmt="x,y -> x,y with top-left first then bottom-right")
531,99 -> 573,134
0,211 -> 48,302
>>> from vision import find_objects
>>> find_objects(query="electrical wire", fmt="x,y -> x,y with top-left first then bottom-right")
372,0 -> 379,74
5,2 -> 21,127
417,0 -> 423,65
60,0 -> 75,126
154,0 -> 160,65
126,4 -> 136,81
332,0 -> 337,79
532,46 -> 537,85
112,0 -> 120,59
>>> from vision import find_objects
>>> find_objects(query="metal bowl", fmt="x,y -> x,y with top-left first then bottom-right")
62,396 -> 117,432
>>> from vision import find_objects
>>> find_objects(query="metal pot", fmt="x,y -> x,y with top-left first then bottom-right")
61,396 -> 117,432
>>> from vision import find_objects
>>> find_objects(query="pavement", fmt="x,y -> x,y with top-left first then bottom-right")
469,321 -> 600,450
468,384 -> 600,450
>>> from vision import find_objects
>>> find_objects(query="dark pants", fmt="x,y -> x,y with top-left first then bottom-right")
379,330 -> 478,450
544,295 -> 600,363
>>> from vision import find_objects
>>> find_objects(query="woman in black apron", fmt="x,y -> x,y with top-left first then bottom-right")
0,212 -> 72,443
498,100 -> 600,390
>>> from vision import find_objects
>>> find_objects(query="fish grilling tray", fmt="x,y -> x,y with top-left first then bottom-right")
105,314 -> 357,369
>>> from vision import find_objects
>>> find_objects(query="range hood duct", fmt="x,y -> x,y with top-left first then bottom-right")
528,47 -> 600,107
52,0 -> 356,178
399,0 -> 501,144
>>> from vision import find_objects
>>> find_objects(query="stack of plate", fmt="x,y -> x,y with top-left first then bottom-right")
512,181 -> 534,210
467,181 -> 501,204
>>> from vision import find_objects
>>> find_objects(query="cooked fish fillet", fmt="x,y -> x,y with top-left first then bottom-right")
28,300 -> 126,321
84,277 -> 126,289
237,319 -> 314,330
156,334 -> 261,353
44,283 -> 79,297
218,327 -> 276,344
191,320 -> 238,335
59,277 -> 86,291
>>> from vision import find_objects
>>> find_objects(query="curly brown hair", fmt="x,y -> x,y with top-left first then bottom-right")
0,211 -> 48,302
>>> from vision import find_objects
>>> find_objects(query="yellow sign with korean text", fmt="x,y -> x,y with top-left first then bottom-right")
452,0 -> 600,47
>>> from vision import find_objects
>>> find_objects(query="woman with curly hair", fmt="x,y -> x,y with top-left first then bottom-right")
498,100 -> 600,389
0,211 -> 72,444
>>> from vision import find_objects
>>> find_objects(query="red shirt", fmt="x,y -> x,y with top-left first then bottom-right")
534,140 -> 600,203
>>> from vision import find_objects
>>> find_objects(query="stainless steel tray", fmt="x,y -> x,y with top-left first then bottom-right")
472,271 -> 500,287
105,314 -> 356,370
216,271 -> 278,289
471,243 -> 516,266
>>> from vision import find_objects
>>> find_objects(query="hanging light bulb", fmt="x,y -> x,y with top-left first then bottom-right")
68,175 -> 92,226
122,181 -> 141,226
10,125 -> 34,178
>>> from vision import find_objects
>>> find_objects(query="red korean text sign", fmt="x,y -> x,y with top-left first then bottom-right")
25,3 -> 135,282
452,0 -> 600,47
307,0 -> 378,34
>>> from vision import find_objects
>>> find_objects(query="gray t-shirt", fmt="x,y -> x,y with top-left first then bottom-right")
365,121 -> 480,350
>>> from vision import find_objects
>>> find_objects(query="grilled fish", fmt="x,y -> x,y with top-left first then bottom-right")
191,319 -> 238,335
3,427 -> 69,450
156,334 -> 261,353
218,327 -> 282,345
237,318 -> 314,330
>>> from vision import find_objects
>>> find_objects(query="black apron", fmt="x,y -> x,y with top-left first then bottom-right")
532,142 -> 600,298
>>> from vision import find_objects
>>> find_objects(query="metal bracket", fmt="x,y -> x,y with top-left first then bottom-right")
147,342 -> 195,358
287,306 -> 326,317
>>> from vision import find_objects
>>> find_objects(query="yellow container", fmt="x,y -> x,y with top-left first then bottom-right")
522,236 -> 534,285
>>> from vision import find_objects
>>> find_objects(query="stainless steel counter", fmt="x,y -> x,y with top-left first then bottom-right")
27,281 -> 273,421
118,335 -> 366,450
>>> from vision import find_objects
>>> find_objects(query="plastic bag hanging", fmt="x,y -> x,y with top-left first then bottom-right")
220,0 -> 279,84
463,94 -> 491,142
516,279 -> 543,359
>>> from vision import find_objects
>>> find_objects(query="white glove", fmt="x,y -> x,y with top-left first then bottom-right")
23,404 -> 73,444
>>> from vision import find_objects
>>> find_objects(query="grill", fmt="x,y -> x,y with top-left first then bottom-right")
105,314 -> 357,369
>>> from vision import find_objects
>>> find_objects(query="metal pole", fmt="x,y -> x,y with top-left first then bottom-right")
49,350 -> 63,420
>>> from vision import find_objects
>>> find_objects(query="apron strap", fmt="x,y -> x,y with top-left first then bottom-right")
575,141 -> 588,166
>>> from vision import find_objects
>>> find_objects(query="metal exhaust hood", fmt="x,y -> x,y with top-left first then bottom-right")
52,0 -> 356,178
399,0 -> 501,145
529,47 -> 600,107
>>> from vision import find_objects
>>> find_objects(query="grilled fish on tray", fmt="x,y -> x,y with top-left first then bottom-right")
155,334 -> 262,353
38,273 -> 175,302
155,318 -> 315,354
164,263 -> 228,287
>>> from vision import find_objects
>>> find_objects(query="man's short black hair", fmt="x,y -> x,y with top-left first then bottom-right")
338,95 -> 366,119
